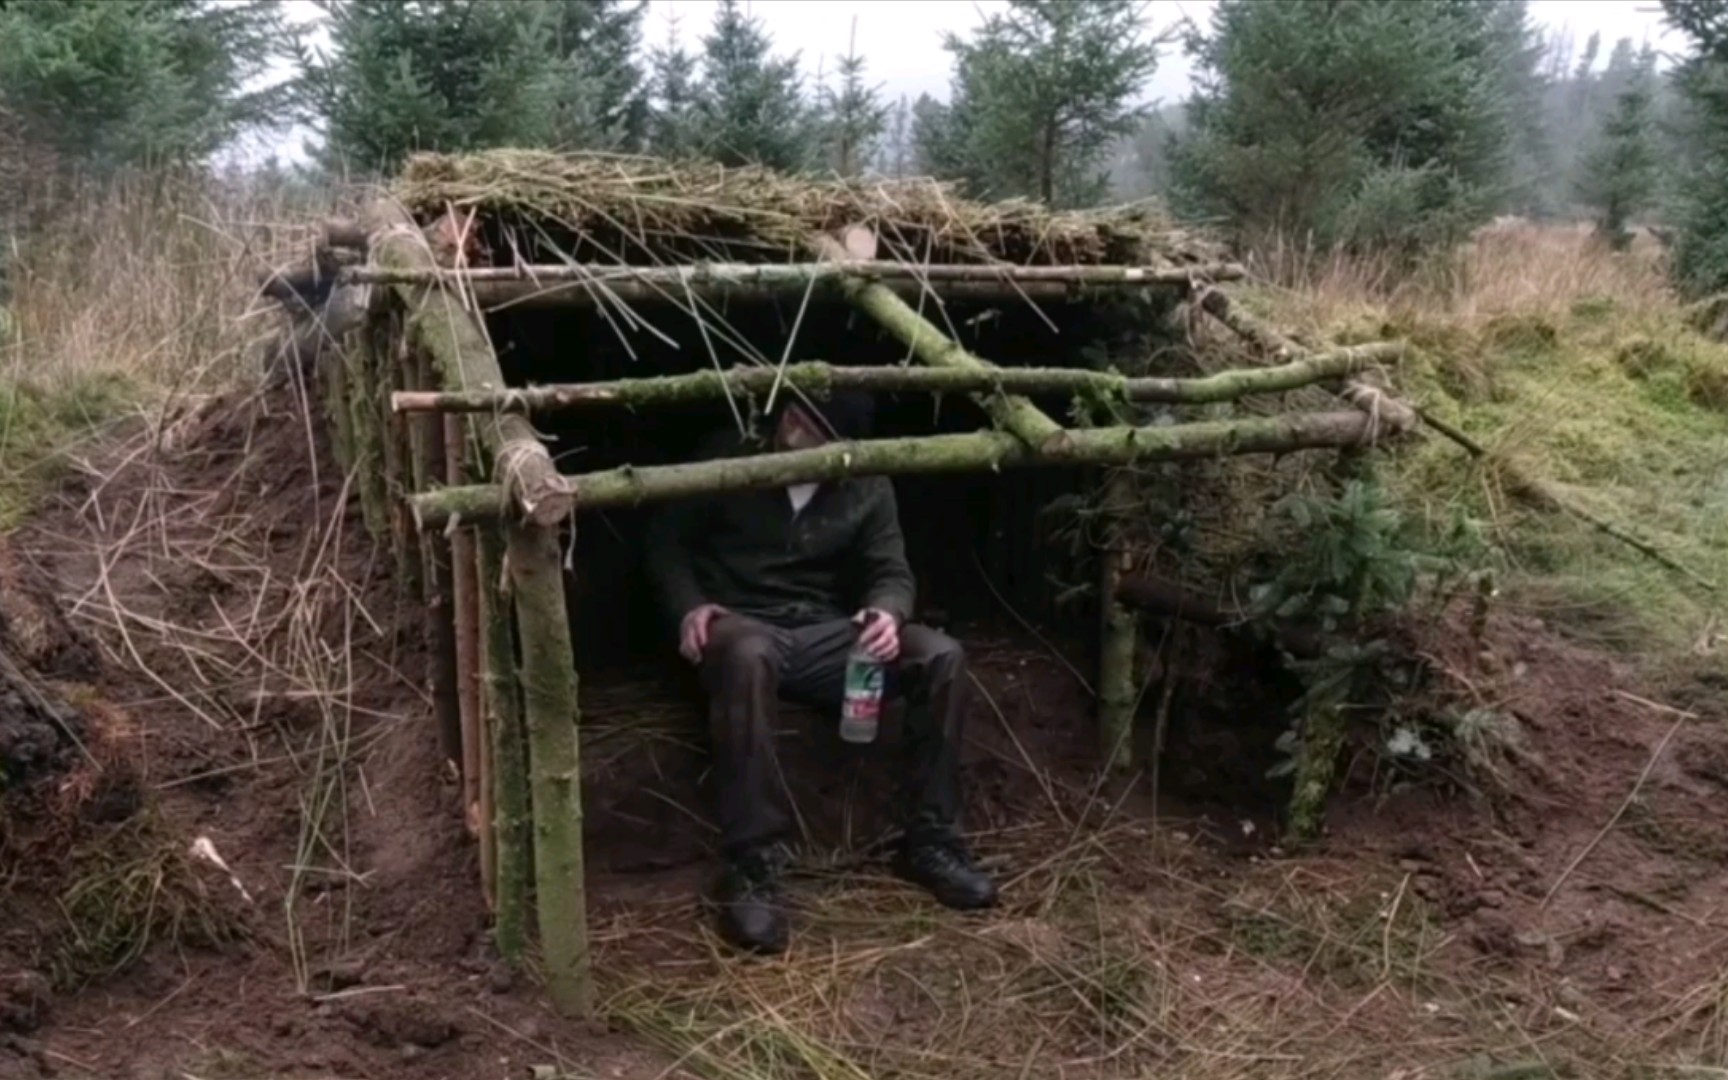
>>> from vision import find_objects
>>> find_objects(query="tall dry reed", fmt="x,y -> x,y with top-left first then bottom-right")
1251,221 -> 1677,338
2,168 -> 327,399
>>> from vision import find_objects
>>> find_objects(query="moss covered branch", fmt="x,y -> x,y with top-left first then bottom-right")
478,525 -> 528,967
507,522 -> 590,1016
812,232 -> 1069,451
364,202 -> 571,525
1097,517 -> 1138,771
411,410 -> 1390,529
389,346 -> 1400,416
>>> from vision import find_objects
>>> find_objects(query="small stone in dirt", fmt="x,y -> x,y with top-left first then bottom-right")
1477,889 -> 1506,909
400,1045 -> 424,1063
1513,930 -> 1566,968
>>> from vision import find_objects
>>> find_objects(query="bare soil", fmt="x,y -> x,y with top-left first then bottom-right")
3,387 -> 1728,1079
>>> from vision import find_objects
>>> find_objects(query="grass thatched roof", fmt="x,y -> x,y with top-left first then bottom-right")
394,149 -> 1222,269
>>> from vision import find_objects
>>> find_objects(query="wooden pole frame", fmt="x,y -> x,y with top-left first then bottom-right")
1096,471 -> 1139,774
366,202 -> 571,525
479,524 -> 528,967
409,409 -> 1396,529
335,208 -> 1420,1019
415,350 -> 464,774
508,520 -> 591,1016
345,259 -> 1247,289
448,417 -> 486,859
812,231 -> 1068,451
360,205 -> 590,1017
463,278 -> 1100,309
388,346 -> 1402,416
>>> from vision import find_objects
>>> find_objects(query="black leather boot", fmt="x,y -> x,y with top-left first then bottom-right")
712,847 -> 790,955
893,833 -> 998,911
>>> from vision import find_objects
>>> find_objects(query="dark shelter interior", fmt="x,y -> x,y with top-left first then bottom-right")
486,291 -> 1174,671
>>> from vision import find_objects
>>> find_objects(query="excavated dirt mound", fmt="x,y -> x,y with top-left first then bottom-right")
0,531 -> 151,1039
3,384 -> 1728,1078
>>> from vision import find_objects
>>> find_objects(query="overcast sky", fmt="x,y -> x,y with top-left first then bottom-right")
639,0 -> 1683,108
262,0 -> 1682,165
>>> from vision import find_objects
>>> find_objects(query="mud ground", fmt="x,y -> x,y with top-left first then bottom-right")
3,389 -> 1728,1079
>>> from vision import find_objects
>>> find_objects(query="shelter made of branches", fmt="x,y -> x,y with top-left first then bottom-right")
309,150 -> 1409,1016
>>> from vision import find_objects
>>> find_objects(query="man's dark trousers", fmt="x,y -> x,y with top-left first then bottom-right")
699,613 -> 969,856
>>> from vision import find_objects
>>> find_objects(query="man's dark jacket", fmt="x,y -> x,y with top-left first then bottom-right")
643,426 -> 916,630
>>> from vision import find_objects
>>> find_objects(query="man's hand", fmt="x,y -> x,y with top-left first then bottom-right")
853,608 -> 901,662
680,603 -> 729,664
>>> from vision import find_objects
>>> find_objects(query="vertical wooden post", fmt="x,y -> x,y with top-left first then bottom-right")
479,524 -> 527,965
507,521 -> 590,1017
416,351 -> 464,772
321,336 -> 354,472
1096,470 -> 1139,772
448,416 -> 487,865
347,334 -> 391,541
362,201 -> 582,1006
382,322 -> 422,595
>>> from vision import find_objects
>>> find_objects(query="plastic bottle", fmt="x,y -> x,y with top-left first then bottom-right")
839,642 -> 885,744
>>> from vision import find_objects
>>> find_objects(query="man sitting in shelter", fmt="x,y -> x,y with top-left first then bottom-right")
645,391 -> 999,955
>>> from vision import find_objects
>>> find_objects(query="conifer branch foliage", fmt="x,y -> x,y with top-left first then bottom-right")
294,0 -> 649,175
1169,0 -> 1547,255
1576,48 -> 1658,250
0,0 -> 294,172
920,0 -> 1162,208
816,18 -> 889,178
1661,0 -> 1728,293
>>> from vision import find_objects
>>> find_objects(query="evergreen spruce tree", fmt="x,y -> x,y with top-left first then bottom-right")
534,0 -> 648,151
878,95 -> 911,178
937,0 -> 1159,208
0,0 -> 291,172
298,0 -> 558,174
1170,0 -> 1536,256
910,92 -> 968,181
1661,0 -> 1728,292
692,0 -> 813,171
1576,51 -> 1658,250
817,20 -> 888,177
645,18 -> 700,159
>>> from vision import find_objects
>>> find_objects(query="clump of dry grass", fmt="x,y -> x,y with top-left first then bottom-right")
47,806 -> 251,990
4,168 -> 319,397
396,149 -> 1221,268
582,809 -> 1694,1080
1256,222 -> 1675,338
0,167 -> 323,524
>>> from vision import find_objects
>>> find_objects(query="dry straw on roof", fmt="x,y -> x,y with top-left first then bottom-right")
394,149 -> 1221,268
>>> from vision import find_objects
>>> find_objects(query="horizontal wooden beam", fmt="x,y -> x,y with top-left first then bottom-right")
462,278 -> 1089,308
410,409 -> 1390,529
390,345 -> 1401,415
345,260 -> 1247,289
